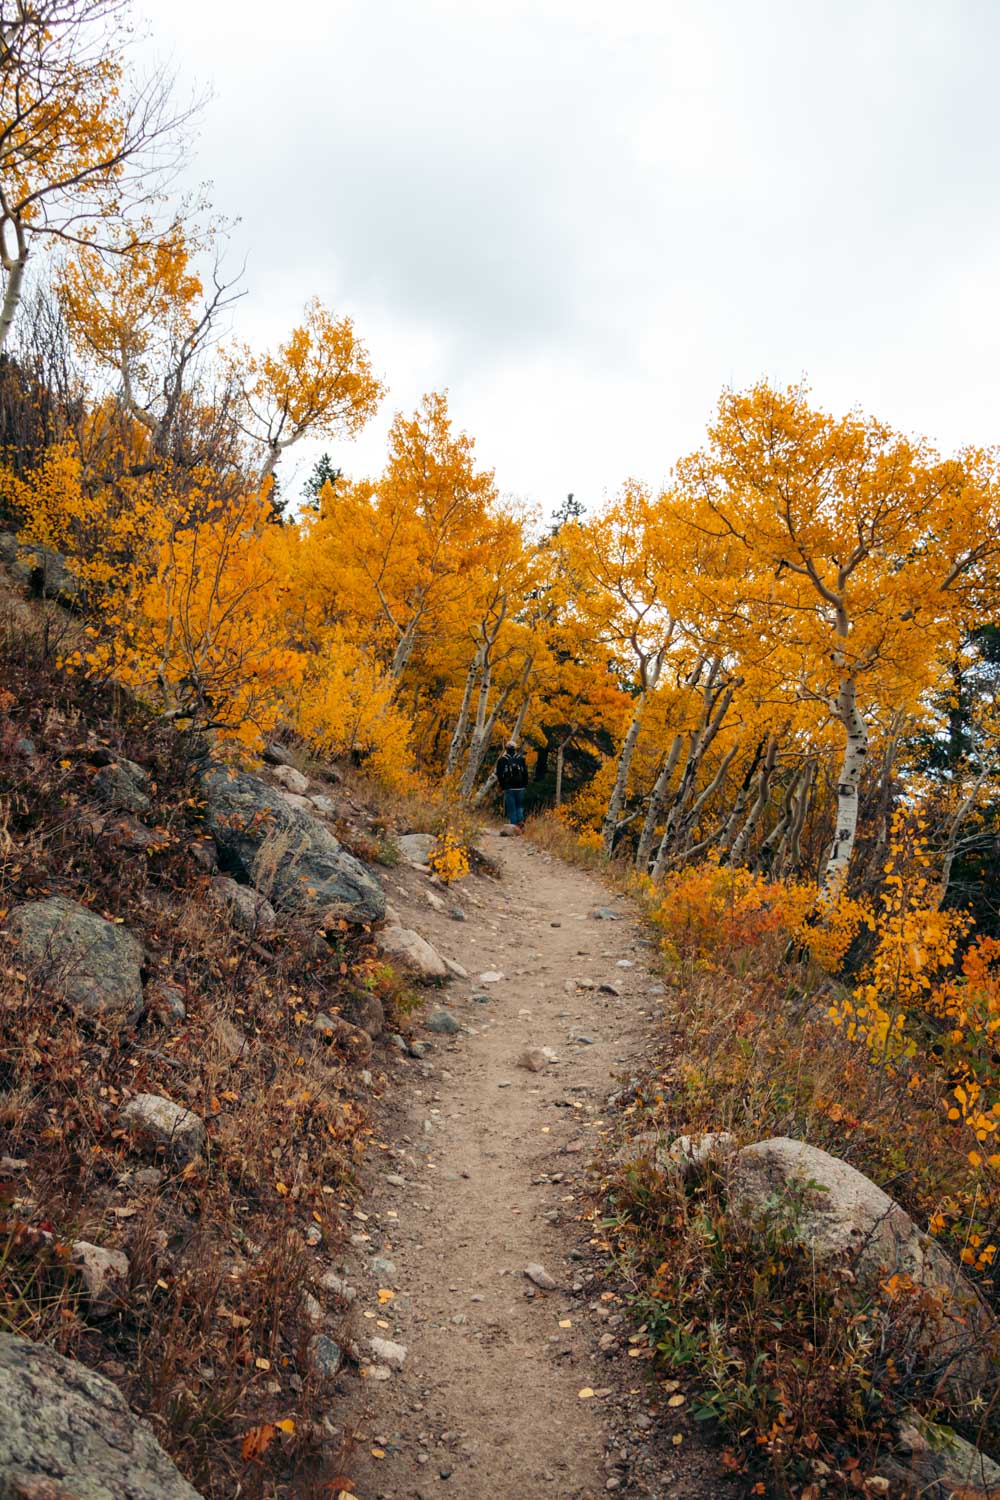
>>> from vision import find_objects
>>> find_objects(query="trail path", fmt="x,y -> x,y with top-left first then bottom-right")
342,828 -> 723,1500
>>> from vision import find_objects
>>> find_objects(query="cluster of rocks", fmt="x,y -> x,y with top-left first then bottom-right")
0,745 -> 418,1496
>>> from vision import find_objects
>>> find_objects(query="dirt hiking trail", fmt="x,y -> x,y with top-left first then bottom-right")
342,827 -> 725,1500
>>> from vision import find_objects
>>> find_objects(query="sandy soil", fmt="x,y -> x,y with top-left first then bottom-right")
340,827 -> 728,1500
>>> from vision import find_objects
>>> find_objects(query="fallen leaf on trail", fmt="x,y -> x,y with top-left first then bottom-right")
667,1393 -> 686,1407
578,1387 -> 595,1399
371,1447 -> 386,1459
254,1357 -> 271,1371
377,1288 -> 395,1304
276,1419 -> 295,1435
672,1434 -> 684,1446
559,1318 -> 572,1328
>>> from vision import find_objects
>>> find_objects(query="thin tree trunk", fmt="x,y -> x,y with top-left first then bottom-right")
555,744 -> 565,807
601,692 -> 647,856
729,737 -> 778,866
445,648 -> 481,777
821,674 -> 868,894
635,733 -> 683,870
0,248 -> 26,352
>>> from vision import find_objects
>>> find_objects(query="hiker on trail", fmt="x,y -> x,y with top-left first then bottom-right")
496,740 -> 529,829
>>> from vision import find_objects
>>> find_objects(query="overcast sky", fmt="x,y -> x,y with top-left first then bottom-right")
137,0 -> 1000,516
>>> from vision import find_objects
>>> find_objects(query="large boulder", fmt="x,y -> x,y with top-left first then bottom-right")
6,897 -> 144,1022
887,1416 -> 1000,1497
201,768 -> 384,924
731,1138 -> 996,1402
0,1332 -> 202,1498
397,832 -> 434,868
377,925 -> 449,981
1,534 -> 86,608
92,760 -> 151,816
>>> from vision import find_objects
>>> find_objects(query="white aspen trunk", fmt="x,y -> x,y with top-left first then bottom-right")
669,741 -> 740,864
635,733 -> 684,870
0,249 -> 26,352
555,744 -> 565,807
821,675 -> 868,894
601,691 -> 647,856
782,763 -> 814,874
390,618 -> 419,679
445,649 -> 481,777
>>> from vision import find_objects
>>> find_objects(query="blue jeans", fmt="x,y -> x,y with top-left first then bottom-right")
504,787 -> 526,825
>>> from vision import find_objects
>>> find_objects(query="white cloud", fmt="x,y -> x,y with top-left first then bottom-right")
136,0 -> 1000,514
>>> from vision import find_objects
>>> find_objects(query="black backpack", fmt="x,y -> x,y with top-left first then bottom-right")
497,751 -> 526,790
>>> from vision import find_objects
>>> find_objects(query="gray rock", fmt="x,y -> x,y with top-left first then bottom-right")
886,1417 -> 1000,1496
309,793 -> 337,816
14,735 -> 36,760
732,1138 -> 997,1401
6,539 -> 86,607
0,1332 -> 202,1497
71,1241 -> 130,1319
598,982 -> 622,997
347,992 -> 385,1039
308,1333 -> 343,1379
7,896 -> 144,1022
590,907 -> 621,921
369,1336 -> 407,1370
273,764 -> 309,795
397,832 -> 435,867
262,741 -> 297,766
371,1256 -> 398,1284
319,1272 -> 357,1304
425,889 -> 447,913
667,1131 -> 737,1178
201,768 -> 385,923
425,1009 -> 461,1035
145,980 -> 186,1023
443,955 -> 469,980
450,906 -> 466,922
378,925 -> 449,980
279,791 -> 313,812
93,759 -> 151,815
470,992 -> 490,1004
312,1011 -> 373,1062
524,1263 -> 557,1290
120,1094 -> 206,1163
206,874 -> 276,934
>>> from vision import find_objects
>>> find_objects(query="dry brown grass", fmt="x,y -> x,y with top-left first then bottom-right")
0,596 -> 399,1497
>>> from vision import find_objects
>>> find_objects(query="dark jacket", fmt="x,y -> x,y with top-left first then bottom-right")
496,750 -> 528,790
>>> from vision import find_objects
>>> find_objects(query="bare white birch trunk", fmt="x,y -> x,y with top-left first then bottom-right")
445,649 -> 481,777
0,249 -> 26,352
821,675 -> 868,894
635,733 -> 683,870
601,692 -> 647,856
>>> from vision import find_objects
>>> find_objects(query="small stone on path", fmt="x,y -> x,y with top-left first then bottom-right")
426,1009 -> 461,1035
524,1263 -> 557,1290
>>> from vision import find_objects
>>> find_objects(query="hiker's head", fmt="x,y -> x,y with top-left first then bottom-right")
506,741 -> 517,752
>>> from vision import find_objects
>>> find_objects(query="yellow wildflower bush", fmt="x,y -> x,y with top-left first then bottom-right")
428,830 -> 470,885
